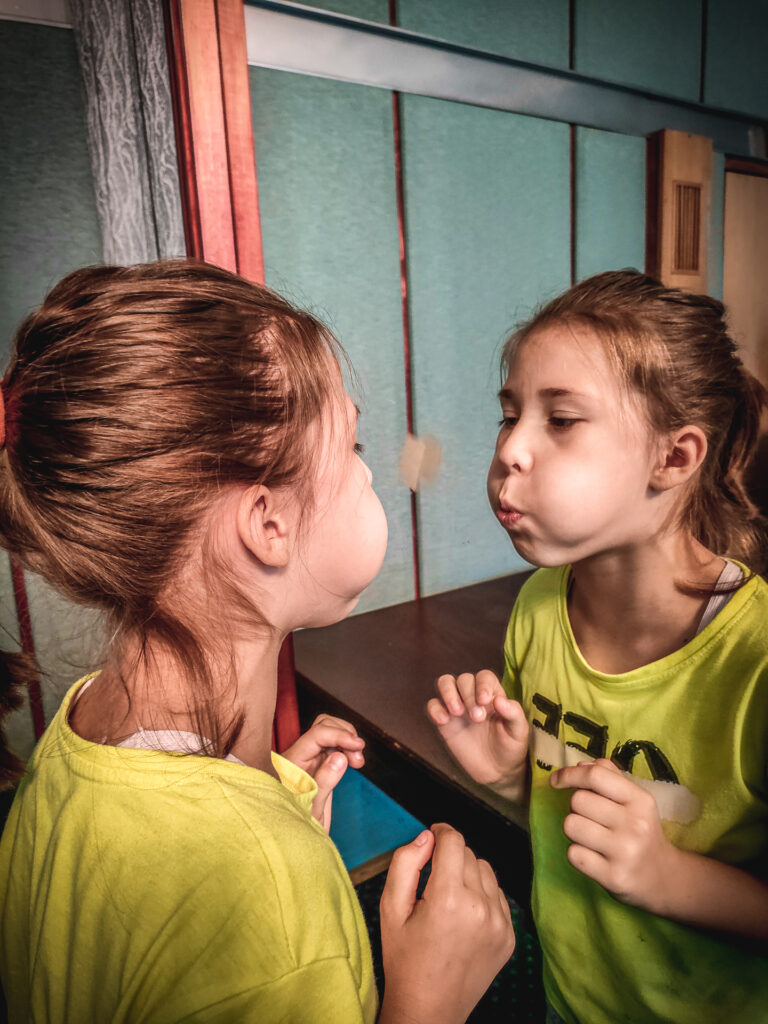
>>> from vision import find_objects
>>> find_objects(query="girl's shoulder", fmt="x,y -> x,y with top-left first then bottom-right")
504,567 -> 566,655
725,568 -> 768,637
514,565 -> 567,614
745,569 -> 768,598
720,563 -> 768,618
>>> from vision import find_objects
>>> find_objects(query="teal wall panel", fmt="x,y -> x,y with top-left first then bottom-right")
708,151 -> 725,300
574,127 -> 646,282
401,97 -> 571,595
704,0 -> 768,118
250,69 -> 413,612
397,0 -> 570,68
574,0 -> 702,102
0,22 -> 101,363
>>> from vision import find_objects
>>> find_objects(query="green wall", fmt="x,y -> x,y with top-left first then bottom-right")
574,128 -> 646,282
573,0 -> 702,100
398,0 -> 569,66
0,22 -> 101,363
705,0 -> 768,117
401,97 -> 570,592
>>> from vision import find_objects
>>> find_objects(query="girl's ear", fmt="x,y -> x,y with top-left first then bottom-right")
236,485 -> 294,567
650,425 -> 708,492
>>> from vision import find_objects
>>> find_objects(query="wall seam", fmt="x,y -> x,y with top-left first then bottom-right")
389,0 -> 420,600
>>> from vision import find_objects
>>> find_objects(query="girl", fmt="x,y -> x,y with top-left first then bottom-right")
428,270 -> 768,1024
0,260 -> 515,1023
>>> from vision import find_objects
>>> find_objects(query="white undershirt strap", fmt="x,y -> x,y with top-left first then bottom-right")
70,677 -> 245,764
696,560 -> 744,635
115,728 -> 246,765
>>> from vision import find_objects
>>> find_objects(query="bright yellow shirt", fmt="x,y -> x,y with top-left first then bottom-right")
0,677 -> 377,1023
503,566 -> 768,1024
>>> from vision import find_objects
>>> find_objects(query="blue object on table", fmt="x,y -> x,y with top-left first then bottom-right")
329,769 -> 424,870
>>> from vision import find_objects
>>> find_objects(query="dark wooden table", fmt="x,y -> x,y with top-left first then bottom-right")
293,571 -> 534,902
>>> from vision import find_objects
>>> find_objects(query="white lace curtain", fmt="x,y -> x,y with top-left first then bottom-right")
69,0 -> 186,264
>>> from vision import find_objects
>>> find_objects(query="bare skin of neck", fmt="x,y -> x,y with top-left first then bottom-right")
567,532 -> 725,674
68,631 -> 283,779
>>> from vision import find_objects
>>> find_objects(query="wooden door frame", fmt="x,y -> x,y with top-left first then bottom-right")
725,156 -> 768,179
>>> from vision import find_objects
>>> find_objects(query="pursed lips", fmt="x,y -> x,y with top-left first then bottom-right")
496,501 -> 523,527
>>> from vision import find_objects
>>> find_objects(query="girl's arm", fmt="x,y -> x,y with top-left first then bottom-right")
552,759 -> 768,942
646,848 -> 768,942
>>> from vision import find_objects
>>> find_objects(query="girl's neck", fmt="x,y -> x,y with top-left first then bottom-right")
566,532 -> 724,674
70,632 -> 284,778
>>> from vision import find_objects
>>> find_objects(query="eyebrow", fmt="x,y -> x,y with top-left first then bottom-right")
497,387 -> 592,401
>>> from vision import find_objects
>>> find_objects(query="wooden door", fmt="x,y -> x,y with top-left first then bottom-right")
723,164 -> 768,515
723,168 -> 768,387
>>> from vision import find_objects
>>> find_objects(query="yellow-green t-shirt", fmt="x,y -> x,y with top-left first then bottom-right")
503,567 -> 768,1024
0,678 -> 377,1023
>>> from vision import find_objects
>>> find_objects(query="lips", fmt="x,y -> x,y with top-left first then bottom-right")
496,503 -> 523,528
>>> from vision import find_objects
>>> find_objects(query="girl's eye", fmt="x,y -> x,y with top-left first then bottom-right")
550,417 -> 579,430
498,416 -> 518,428
354,441 -> 366,454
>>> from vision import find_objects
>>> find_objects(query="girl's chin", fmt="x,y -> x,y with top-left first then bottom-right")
301,594 -> 362,630
510,540 -> 569,570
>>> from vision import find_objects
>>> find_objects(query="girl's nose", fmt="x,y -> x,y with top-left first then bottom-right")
496,426 -> 534,474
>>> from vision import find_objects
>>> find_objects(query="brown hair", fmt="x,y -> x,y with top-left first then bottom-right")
502,269 -> 768,575
0,259 -> 343,788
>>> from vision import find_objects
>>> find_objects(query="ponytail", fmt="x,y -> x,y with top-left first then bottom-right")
683,368 -> 768,575
728,367 -> 767,480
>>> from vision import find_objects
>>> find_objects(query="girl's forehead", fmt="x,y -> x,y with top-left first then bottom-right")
507,323 -> 620,394
332,389 -> 358,430
317,388 -> 358,458
504,322 -> 652,439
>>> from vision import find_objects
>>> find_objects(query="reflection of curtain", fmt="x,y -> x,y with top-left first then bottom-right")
70,0 -> 185,264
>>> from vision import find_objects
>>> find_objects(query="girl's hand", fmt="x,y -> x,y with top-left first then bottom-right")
282,714 -> 365,832
427,670 -> 529,800
551,758 -> 676,911
378,824 -> 515,1024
